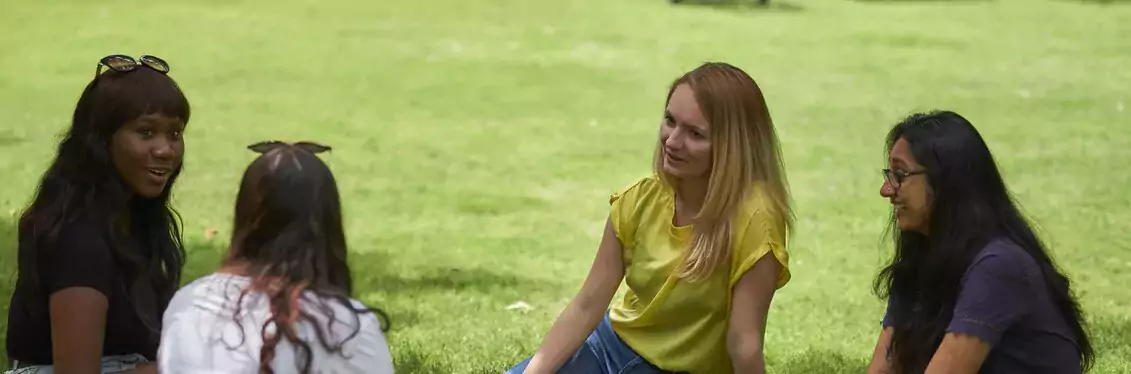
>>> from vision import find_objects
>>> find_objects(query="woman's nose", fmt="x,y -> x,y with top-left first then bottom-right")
880,180 -> 895,198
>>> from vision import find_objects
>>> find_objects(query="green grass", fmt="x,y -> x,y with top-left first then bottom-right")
1,0 -> 1129,372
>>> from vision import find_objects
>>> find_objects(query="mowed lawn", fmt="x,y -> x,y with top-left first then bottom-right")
1,0 -> 1128,372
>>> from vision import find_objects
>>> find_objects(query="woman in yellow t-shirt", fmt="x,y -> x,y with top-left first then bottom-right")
507,62 -> 793,374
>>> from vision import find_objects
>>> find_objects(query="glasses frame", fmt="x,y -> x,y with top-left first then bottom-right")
882,168 -> 927,189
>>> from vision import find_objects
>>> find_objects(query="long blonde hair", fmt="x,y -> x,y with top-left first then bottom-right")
653,62 -> 794,281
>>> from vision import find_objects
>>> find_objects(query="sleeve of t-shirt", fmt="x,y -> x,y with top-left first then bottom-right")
729,204 -> 790,289
39,223 -> 117,298
881,297 -> 895,327
609,177 -> 647,246
342,312 -> 396,373
946,250 -> 1033,346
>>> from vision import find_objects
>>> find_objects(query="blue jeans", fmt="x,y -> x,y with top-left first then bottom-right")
508,315 -> 678,374
4,354 -> 147,374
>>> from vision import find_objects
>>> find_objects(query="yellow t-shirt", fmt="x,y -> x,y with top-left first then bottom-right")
607,175 -> 790,374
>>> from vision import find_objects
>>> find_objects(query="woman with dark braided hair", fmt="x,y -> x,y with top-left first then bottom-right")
157,141 -> 394,374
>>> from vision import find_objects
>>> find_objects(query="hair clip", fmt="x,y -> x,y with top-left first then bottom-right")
247,141 -> 332,155
293,141 -> 332,154
247,141 -> 287,154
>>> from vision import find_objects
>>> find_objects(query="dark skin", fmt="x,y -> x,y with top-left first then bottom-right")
110,113 -> 185,199
50,113 -> 182,374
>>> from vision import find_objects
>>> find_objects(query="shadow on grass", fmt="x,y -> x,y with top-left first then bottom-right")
671,0 -> 805,13
770,348 -> 869,374
149,239 -> 527,372
179,240 -> 530,333
854,0 -> 992,3
356,266 -> 522,294
0,215 -> 526,370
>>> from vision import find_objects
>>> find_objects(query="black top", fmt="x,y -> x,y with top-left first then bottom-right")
5,221 -> 161,364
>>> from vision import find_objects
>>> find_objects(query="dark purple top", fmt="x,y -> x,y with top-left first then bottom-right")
883,238 -> 1083,374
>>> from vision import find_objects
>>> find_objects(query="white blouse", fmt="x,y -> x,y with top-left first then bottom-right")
158,273 -> 394,373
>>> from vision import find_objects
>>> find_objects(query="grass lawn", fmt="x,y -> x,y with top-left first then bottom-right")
1,0 -> 1129,372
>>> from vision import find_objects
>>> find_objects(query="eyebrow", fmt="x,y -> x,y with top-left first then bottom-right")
890,157 -> 910,169
665,110 -> 707,132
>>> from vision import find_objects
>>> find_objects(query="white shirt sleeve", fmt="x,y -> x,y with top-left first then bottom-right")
315,310 -> 395,373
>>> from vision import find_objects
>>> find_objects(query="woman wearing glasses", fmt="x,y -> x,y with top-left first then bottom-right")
868,111 -> 1094,373
156,141 -> 395,374
509,62 -> 793,374
5,55 -> 189,374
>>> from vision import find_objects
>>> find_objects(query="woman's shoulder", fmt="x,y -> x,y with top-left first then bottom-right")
163,273 -> 247,316
164,274 -> 385,330
967,238 -> 1041,281
28,219 -> 119,293
610,174 -> 665,205
40,218 -> 109,248
735,184 -> 788,232
315,301 -> 394,371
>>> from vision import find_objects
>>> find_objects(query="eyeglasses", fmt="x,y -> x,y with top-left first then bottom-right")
96,54 -> 170,77
882,168 -> 927,189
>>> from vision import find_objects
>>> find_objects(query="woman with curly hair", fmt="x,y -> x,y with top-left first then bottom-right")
157,141 -> 394,374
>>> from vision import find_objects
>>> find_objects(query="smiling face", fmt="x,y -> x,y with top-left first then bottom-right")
660,83 -> 712,180
111,113 -> 185,198
880,137 -> 932,233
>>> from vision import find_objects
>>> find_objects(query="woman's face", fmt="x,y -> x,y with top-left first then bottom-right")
660,83 -> 712,180
880,137 -> 932,233
111,113 -> 185,198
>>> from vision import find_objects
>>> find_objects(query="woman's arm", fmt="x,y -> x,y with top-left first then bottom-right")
124,362 -> 157,374
866,327 -> 894,374
49,287 -> 109,374
523,218 -> 625,374
925,248 -> 1030,374
924,333 -> 991,374
726,252 -> 781,374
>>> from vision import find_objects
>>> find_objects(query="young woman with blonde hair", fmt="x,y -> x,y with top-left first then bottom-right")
508,62 -> 794,374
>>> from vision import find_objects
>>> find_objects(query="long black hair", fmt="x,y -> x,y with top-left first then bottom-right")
224,141 -> 388,374
873,110 -> 1093,373
17,67 -> 190,338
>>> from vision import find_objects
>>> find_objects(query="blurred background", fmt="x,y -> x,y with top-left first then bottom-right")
1,0 -> 1128,372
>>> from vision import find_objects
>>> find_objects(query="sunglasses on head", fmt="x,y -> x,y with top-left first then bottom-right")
96,54 -> 170,77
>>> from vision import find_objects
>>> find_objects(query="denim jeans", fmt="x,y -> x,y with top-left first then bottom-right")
507,314 -> 679,374
4,354 -> 147,374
